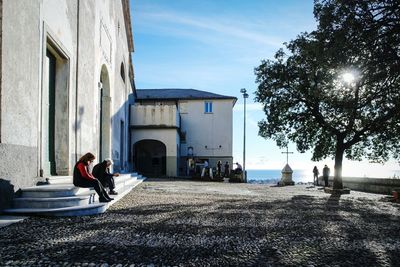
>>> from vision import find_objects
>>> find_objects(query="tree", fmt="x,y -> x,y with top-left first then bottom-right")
255,0 -> 400,189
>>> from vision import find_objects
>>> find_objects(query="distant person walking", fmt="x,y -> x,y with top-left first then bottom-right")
313,166 -> 319,186
224,161 -> 230,177
323,165 -> 330,187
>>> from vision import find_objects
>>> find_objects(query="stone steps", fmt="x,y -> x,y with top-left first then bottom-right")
45,173 -> 140,185
46,175 -> 73,185
5,203 -> 108,217
13,195 -> 93,209
4,173 -> 145,216
20,184 -> 92,198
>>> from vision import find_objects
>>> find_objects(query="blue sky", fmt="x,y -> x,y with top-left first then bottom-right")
130,0 -> 400,178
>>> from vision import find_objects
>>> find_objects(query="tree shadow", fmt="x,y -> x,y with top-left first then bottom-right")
1,191 -> 400,266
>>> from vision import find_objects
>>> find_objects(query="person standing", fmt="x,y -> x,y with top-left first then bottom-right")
201,160 -> 209,178
313,166 -> 319,186
322,165 -> 330,187
92,159 -> 120,195
224,161 -> 230,177
73,152 -> 113,203
217,160 -> 222,177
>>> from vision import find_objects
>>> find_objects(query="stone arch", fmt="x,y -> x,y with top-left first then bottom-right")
99,64 -> 111,162
134,139 -> 167,177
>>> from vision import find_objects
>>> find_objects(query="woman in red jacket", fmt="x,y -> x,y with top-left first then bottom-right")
73,152 -> 113,203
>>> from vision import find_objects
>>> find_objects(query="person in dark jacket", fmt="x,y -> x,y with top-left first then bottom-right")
224,162 -> 230,177
73,152 -> 113,203
217,160 -> 222,177
92,159 -> 120,195
323,165 -> 330,187
313,166 -> 319,186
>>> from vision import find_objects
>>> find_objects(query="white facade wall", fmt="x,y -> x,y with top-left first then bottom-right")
2,0 -> 42,148
179,99 -> 234,166
131,104 -> 179,127
0,0 -> 134,209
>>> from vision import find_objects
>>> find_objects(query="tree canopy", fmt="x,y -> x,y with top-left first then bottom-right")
255,0 -> 400,189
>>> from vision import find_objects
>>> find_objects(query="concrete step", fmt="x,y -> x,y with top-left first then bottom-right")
0,216 -> 28,228
46,173 -> 139,185
46,176 -> 73,184
21,184 -> 95,198
22,185 -> 88,198
4,176 -> 145,216
13,195 -> 94,209
4,203 -> 108,217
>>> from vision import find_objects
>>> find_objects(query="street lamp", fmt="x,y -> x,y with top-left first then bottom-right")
240,88 -> 249,183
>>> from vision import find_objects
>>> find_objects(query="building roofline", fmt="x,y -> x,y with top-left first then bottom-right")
122,0 -> 134,53
136,89 -> 238,102
122,0 -> 135,93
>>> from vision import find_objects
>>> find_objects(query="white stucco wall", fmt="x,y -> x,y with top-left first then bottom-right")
0,0 -> 133,200
1,0 -> 42,147
131,129 -> 179,176
130,104 -> 179,127
78,0 -> 132,171
179,99 -> 234,160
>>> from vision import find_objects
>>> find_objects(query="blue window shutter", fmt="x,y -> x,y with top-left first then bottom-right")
204,101 -> 213,113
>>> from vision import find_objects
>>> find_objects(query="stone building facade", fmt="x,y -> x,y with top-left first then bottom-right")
0,0 -> 135,210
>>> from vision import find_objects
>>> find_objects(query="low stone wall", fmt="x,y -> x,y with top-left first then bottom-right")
318,176 -> 400,195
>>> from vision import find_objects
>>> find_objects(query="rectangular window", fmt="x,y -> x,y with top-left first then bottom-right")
204,101 -> 213,113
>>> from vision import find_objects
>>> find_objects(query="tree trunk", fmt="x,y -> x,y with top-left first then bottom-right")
333,140 -> 345,190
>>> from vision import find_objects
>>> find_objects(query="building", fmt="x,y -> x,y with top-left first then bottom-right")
0,0 -> 135,210
130,89 -> 237,177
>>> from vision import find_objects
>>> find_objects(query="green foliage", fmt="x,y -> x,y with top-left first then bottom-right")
255,0 -> 400,163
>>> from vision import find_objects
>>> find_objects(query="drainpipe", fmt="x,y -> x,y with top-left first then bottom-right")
74,0 -> 80,163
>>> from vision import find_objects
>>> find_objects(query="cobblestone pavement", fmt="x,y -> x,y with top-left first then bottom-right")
1,178 -> 400,266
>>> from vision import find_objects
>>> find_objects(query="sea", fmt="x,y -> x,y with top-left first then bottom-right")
246,169 -> 400,184
246,169 -> 318,184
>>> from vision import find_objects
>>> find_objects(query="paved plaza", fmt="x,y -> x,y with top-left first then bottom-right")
1,179 -> 400,266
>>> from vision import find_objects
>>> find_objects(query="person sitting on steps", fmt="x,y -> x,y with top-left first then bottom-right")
234,162 -> 243,174
92,158 -> 120,195
73,152 -> 113,203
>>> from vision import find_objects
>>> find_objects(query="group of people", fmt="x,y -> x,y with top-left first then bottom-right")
201,160 -> 243,178
73,152 -> 120,203
312,165 -> 330,187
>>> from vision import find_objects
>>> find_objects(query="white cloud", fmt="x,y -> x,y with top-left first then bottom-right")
135,9 -> 284,48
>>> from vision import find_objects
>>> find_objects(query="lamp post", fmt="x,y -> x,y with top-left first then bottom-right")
240,88 -> 249,182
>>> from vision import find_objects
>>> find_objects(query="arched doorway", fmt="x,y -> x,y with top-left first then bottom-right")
99,65 -> 111,162
134,140 -> 166,177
